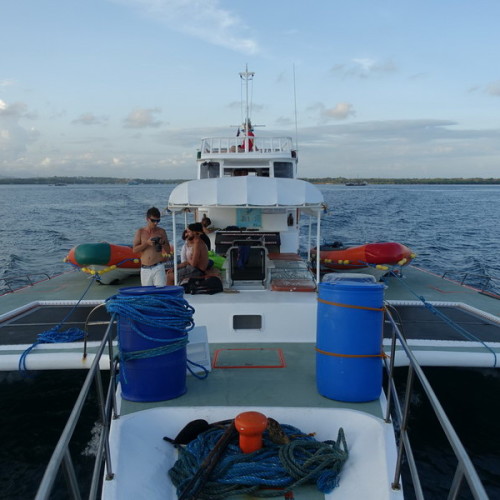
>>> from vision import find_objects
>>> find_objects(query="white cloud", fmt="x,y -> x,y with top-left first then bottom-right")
123,107 -> 163,128
0,100 -> 40,161
486,81 -> 500,96
331,58 -> 397,79
72,113 -> 109,126
307,102 -> 355,123
0,79 -> 15,88
111,0 -> 258,54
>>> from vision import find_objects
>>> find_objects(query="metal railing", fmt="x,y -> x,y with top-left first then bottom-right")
34,305 -> 489,499
200,136 -> 294,155
35,314 -> 118,500
383,304 -> 488,499
441,270 -> 499,295
0,273 -> 52,293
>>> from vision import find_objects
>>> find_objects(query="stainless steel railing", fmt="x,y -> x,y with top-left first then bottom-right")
383,304 -> 488,499
441,270 -> 500,295
200,136 -> 294,155
0,273 -> 52,293
35,314 -> 118,500
34,305 -> 489,499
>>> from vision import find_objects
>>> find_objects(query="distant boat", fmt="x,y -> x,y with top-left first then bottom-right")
345,181 -> 367,186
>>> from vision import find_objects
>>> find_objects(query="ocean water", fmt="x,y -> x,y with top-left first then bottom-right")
0,183 -> 499,498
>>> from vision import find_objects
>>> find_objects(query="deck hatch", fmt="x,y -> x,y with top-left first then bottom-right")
232,314 -> 262,330
212,348 -> 286,369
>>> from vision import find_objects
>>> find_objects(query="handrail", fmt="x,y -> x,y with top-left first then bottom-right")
199,136 -> 294,155
35,314 -> 118,500
441,270 -> 499,293
34,305 -> 489,499
0,273 -> 52,293
383,305 -> 488,499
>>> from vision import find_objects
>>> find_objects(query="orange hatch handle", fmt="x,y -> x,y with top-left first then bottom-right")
234,411 -> 268,453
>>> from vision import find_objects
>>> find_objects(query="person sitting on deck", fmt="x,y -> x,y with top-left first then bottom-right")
190,222 -> 211,251
167,223 -> 209,285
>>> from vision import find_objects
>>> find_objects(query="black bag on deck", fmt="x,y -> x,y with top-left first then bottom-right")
183,276 -> 223,295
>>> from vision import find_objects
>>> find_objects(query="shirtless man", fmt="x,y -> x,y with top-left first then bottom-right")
167,223 -> 208,286
133,207 -> 170,286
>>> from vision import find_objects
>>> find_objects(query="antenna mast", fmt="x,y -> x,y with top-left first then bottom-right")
239,64 -> 255,126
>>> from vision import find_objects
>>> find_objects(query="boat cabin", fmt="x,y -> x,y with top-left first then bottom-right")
197,136 -> 297,180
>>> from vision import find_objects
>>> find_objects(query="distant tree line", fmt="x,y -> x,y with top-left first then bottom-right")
0,176 -> 186,185
301,177 -> 500,185
0,176 -> 499,185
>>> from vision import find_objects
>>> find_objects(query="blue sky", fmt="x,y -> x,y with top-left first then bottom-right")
1,0 -> 500,179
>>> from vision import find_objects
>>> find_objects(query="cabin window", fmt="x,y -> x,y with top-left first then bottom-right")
274,162 -> 293,178
200,162 -> 220,178
233,315 -> 262,330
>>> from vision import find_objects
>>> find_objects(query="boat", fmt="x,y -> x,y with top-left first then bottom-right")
345,181 -> 367,186
64,242 -> 141,284
1,67 -> 499,499
311,241 -> 415,279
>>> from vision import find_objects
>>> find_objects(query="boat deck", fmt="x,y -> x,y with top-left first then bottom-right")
0,265 -> 499,371
105,340 -> 399,500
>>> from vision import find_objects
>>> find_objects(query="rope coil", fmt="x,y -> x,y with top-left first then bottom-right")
169,423 -> 348,498
105,291 -> 208,379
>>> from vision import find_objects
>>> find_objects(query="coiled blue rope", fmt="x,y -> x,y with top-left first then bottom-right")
169,424 -> 348,498
19,276 -> 97,371
105,292 -> 209,380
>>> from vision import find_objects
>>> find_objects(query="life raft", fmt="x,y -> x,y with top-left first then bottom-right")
311,242 -> 415,271
64,242 -> 141,284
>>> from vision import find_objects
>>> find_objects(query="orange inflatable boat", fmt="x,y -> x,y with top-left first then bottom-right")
65,242 -> 141,284
311,241 -> 415,271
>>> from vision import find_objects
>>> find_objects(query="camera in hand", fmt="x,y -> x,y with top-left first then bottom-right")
150,236 -> 162,252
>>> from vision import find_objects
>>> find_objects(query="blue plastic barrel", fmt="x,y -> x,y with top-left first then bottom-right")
117,286 -> 188,402
316,280 -> 385,402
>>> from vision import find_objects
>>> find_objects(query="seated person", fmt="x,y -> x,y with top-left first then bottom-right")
167,223 -> 209,285
190,222 -> 211,251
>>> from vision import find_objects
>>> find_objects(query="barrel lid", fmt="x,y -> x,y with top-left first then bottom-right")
319,281 -> 385,291
118,286 -> 184,296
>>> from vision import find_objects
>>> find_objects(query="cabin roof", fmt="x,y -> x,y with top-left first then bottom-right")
167,177 -> 324,210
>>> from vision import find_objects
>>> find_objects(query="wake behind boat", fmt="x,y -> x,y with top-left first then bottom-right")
1,67 -> 498,499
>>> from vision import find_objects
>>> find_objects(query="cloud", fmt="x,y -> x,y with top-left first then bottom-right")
0,100 -> 40,161
111,0 -> 258,55
307,102 -> 355,123
331,58 -> 397,79
296,119 -> 500,178
71,113 -> 109,126
0,79 -> 15,88
486,81 -> 500,96
123,107 -> 163,128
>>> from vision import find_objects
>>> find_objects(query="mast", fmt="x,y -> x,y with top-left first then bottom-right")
239,65 -> 255,128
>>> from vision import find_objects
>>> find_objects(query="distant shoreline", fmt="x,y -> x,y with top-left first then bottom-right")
0,176 -> 499,185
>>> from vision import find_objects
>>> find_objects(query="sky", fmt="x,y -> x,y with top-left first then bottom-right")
1,0 -> 500,180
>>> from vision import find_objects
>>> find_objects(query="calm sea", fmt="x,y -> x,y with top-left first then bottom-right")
0,183 -> 499,498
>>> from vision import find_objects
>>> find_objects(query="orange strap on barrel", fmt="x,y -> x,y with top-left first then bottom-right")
317,297 -> 385,312
315,347 -> 388,359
